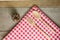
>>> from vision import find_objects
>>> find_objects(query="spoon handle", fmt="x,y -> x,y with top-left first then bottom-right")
34,25 -> 50,40
39,18 -> 56,34
27,17 -> 50,40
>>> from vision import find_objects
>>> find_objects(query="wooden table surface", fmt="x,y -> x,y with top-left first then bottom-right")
0,0 -> 60,40
0,0 -> 60,7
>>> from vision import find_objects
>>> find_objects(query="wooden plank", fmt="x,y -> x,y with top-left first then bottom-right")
0,0 -> 31,1
0,0 -> 60,7
0,32 -> 8,40
0,8 -> 17,31
0,8 -> 28,31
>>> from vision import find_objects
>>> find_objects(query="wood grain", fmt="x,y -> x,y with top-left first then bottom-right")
0,32 -> 8,40
0,0 -> 60,7
0,0 -> 30,1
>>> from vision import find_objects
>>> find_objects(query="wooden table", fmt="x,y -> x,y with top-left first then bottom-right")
0,0 -> 60,40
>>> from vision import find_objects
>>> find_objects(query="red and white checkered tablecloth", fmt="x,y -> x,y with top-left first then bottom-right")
3,5 -> 60,40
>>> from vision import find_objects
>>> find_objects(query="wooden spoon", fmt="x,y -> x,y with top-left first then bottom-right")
26,17 -> 50,40
32,11 -> 56,34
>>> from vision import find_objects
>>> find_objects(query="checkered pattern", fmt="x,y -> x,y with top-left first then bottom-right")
3,5 -> 60,40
